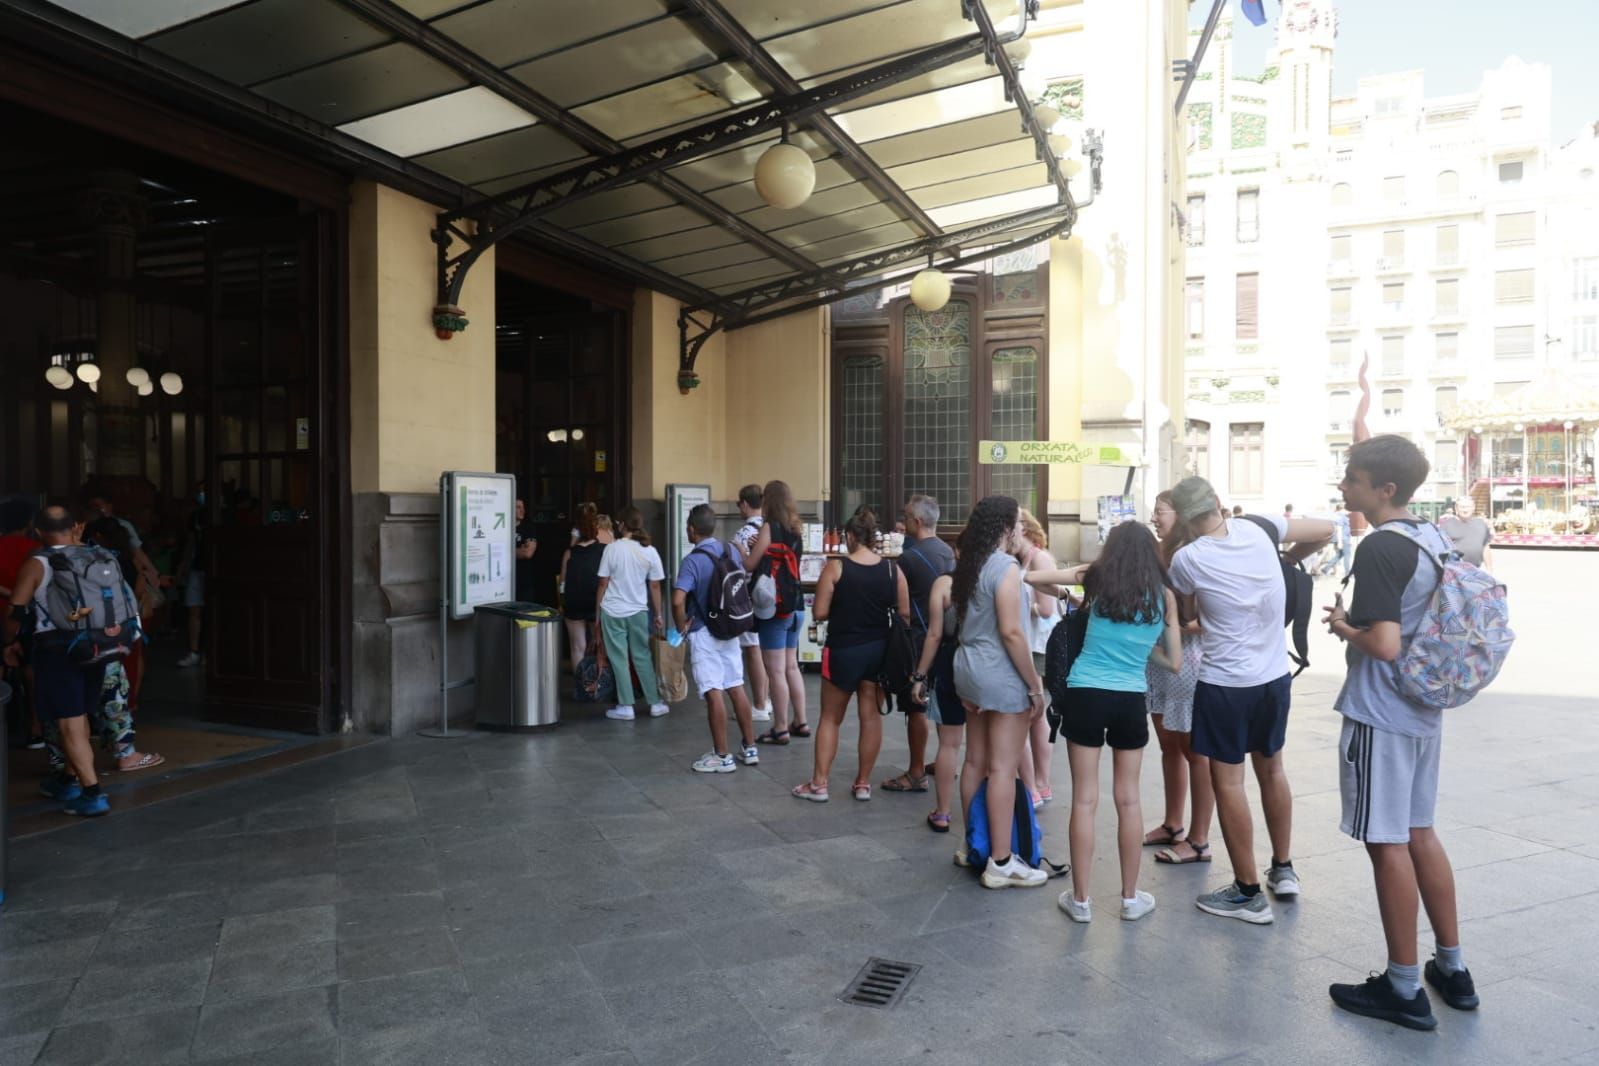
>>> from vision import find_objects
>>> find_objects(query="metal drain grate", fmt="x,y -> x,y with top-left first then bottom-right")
838,957 -> 921,1009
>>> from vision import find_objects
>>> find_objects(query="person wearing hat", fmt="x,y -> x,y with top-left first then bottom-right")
1165,477 -> 1332,924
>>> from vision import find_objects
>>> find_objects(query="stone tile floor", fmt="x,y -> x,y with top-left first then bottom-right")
2,550 -> 1596,1064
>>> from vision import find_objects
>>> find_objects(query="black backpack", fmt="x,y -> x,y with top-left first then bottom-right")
1041,601 -> 1090,742
761,532 -> 803,619
1242,516 -> 1314,677
697,542 -> 754,640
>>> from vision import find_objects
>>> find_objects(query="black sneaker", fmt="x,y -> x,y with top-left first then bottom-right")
1425,958 -> 1479,1010
1329,973 -> 1438,1031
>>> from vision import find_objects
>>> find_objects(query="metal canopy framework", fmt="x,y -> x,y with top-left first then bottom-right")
37,0 -> 1102,376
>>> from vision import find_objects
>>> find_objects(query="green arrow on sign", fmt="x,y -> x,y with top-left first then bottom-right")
493,513 -> 506,529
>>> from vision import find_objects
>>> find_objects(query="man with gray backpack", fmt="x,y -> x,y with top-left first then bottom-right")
1324,434 -> 1513,1030
2,504 -> 140,816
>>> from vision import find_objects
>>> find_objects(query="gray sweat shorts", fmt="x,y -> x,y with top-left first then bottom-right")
1339,718 -> 1441,845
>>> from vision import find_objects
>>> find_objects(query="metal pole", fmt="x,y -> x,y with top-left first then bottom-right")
421,473 -> 461,738
1175,0 -> 1227,116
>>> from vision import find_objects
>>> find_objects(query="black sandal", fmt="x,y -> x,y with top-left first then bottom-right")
756,729 -> 790,746
789,721 -> 812,738
1143,823 -> 1184,847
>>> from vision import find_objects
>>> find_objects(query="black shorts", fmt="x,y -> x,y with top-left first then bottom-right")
1060,687 -> 1149,750
822,640 -> 885,693
1191,675 -> 1291,764
31,644 -> 107,722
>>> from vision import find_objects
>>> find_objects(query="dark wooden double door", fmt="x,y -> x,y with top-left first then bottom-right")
202,217 -> 339,732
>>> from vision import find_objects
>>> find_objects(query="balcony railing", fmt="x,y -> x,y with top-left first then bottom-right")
1377,256 -> 1407,273
1434,250 -> 1462,268
1327,259 -> 1357,278
1328,312 -> 1354,328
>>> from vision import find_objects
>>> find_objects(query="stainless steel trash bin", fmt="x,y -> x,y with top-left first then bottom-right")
474,603 -> 562,729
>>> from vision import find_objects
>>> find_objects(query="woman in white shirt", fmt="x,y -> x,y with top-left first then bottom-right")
1017,509 -> 1060,807
595,507 -> 668,722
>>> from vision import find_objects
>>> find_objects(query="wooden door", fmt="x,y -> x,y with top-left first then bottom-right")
202,216 -> 331,731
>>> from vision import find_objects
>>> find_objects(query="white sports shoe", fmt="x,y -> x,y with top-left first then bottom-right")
692,751 -> 736,774
980,855 -> 1048,890
737,745 -> 759,766
752,702 -> 773,722
177,652 -> 202,668
648,703 -> 670,718
1058,892 -> 1093,923
1120,890 -> 1156,922
605,706 -> 635,721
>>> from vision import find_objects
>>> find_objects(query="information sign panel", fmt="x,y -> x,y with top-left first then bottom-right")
445,472 -> 516,619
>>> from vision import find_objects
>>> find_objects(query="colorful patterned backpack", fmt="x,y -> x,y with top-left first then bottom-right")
1379,522 -> 1515,710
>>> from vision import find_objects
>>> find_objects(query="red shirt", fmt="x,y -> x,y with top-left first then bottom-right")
0,532 -> 40,591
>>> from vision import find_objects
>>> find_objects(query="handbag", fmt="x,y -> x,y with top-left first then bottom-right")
573,621 -> 616,703
653,634 -> 688,703
877,561 -> 919,714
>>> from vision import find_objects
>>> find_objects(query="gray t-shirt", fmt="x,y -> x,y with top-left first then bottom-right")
954,551 -> 1030,712
1334,520 -> 1450,738
1437,514 -> 1492,566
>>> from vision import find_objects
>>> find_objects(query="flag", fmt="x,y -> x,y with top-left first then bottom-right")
1240,0 -> 1268,26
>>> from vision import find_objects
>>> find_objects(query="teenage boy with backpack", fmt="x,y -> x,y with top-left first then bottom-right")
2,504 -> 137,816
1323,435 -> 1477,1030
731,484 -> 772,722
673,504 -> 759,774
1166,477 -> 1332,924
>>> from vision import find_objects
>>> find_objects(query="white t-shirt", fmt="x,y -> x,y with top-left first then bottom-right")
597,537 -> 664,618
1168,515 -> 1288,687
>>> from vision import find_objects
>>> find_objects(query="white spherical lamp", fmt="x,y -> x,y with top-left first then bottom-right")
159,372 -> 184,396
1061,157 -> 1083,178
138,380 -> 154,397
45,365 -> 73,390
126,366 -> 150,388
754,141 -> 815,209
909,269 -> 952,313
76,361 -> 101,384
1004,37 -> 1031,67
1032,103 -> 1061,131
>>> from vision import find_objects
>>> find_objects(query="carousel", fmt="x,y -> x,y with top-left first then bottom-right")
1445,368 -> 1599,548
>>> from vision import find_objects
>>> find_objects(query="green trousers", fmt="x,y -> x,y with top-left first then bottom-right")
600,610 -> 661,706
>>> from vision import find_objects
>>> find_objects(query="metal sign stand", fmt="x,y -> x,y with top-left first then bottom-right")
422,473 -> 469,738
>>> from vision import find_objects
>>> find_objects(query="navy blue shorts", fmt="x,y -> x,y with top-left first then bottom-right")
1191,675 -> 1292,764
31,644 -> 107,722
822,640 -> 885,693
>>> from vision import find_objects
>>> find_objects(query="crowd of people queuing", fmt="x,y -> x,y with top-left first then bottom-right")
587,435 -> 1481,1032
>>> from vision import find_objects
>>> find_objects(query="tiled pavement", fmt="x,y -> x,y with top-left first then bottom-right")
2,550 -> 1597,1064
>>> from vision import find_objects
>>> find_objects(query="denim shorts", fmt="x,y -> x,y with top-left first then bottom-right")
757,612 -> 801,651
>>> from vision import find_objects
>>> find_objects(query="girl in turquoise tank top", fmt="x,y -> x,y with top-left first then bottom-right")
1025,522 -> 1181,923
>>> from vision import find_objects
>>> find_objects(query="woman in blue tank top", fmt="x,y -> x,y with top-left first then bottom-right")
1026,522 -> 1181,924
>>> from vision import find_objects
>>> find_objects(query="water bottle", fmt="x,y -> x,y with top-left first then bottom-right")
666,626 -> 684,648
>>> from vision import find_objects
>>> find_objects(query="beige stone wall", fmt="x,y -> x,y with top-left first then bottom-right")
348,181 -> 495,495
630,289 -> 828,504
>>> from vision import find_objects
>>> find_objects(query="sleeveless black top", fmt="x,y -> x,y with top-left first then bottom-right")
825,557 -> 895,648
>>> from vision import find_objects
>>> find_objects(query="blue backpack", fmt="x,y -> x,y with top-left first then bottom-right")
964,778 -> 1066,878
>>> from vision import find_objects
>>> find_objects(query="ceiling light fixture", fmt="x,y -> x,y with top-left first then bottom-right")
754,125 -> 815,210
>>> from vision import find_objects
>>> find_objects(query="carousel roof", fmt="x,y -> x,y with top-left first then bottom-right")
1445,366 -> 1599,431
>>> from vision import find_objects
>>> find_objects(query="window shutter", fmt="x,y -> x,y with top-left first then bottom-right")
1436,225 -> 1459,257
1330,234 -> 1351,260
1435,332 -> 1459,360
1383,230 -> 1405,257
1330,287 -> 1351,314
1495,211 -> 1535,245
1435,279 -> 1459,312
1236,273 -> 1259,339
1495,325 -> 1534,357
1495,269 -> 1535,303
1436,170 -> 1459,198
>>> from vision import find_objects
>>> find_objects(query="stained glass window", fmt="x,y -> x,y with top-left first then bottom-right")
840,354 -> 885,519
989,347 -> 1038,514
903,302 -> 972,524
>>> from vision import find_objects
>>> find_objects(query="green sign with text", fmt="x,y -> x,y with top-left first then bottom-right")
977,440 -> 1141,466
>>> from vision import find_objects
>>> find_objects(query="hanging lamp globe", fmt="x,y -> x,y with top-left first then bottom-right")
159,372 -> 184,396
137,380 -> 155,397
754,141 -> 815,209
1004,36 -> 1031,67
126,366 -> 150,388
1032,103 -> 1061,131
910,268 -> 952,312
45,365 -> 73,390
76,361 -> 101,384
1061,157 -> 1083,178
1018,66 -> 1048,105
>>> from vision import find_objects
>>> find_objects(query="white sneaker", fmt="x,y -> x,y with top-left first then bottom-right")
605,706 -> 635,721
177,652 -> 202,668
692,751 -> 736,774
648,703 -> 670,718
737,745 -> 759,766
1120,890 -> 1156,922
980,855 -> 1048,890
953,849 -> 971,868
752,702 -> 773,722
1058,892 -> 1093,923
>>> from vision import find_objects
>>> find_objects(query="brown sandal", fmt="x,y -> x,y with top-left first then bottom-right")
1143,823 -> 1184,847
1155,840 -> 1212,864
789,721 -> 812,738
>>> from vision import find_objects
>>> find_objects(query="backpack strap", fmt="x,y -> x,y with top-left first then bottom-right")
1240,514 -> 1281,548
